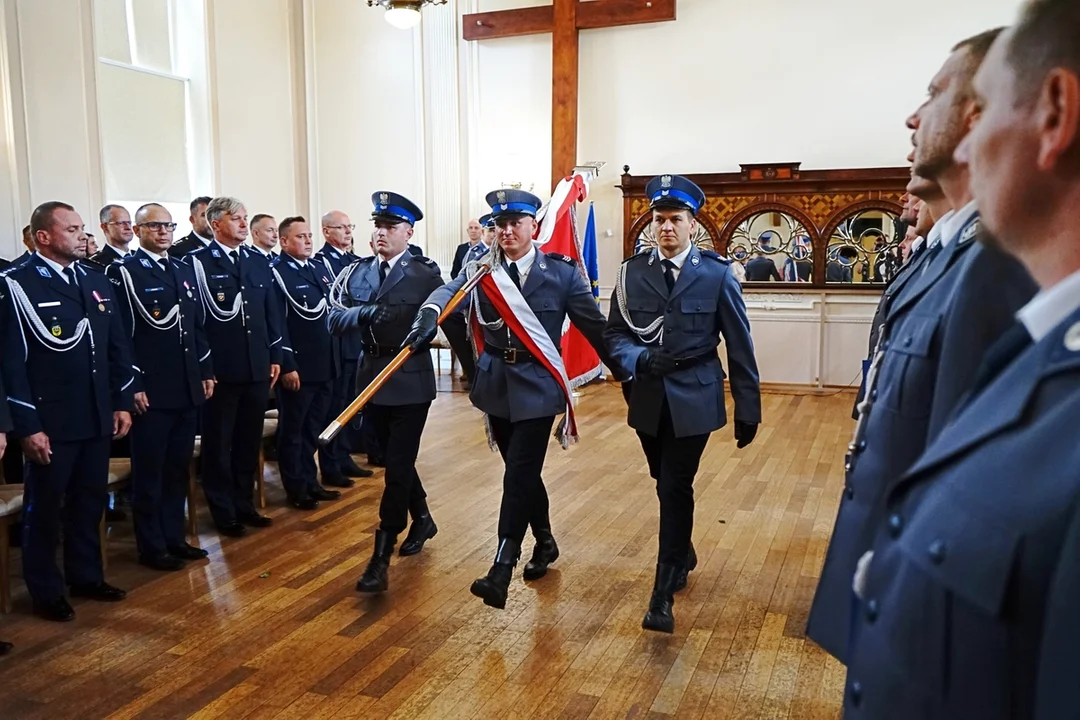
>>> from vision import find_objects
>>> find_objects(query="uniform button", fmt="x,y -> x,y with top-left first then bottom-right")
904,336 -> 913,347
667,305 -> 674,312
888,514 -> 903,538
928,540 -> 946,564
870,388 -> 878,400
241,286 -> 246,290
881,341 -> 890,351
845,486 -> 854,500
865,599 -> 879,622
247,330 -> 252,335
850,681 -> 863,707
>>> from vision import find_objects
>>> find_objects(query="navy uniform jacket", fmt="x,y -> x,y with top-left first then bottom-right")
604,246 -> 761,438
168,232 -> 207,258
0,372 -> 11,433
0,255 -> 135,441
316,244 -> 364,364
807,217 -> 1038,662
451,242 -> 471,279
188,244 -> 283,383
105,249 -> 213,409
328,254 -> 443,406
272,254 -> 339,383
425,248 -> 618,421
844,306 -> 1080,720
86,244 -> 128,270
745,255 -> 780,282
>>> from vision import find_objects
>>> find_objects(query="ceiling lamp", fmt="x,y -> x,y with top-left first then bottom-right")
367,0 -> 447,30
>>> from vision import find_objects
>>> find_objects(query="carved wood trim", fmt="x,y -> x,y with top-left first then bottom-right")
618,164 -> 909,290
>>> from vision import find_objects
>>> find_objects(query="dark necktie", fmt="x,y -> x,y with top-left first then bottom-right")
378,261 -> 389,285
507,262 -> 521,289
228,250 -> 239,265
920,241 -> 944,276
968,322 -> 1033,398
158,257 -> 169,273
661,259 -> 676,292
63,266 -> 78,287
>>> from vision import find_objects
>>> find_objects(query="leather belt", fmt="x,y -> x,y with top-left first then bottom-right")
363,344 -> 402,358
671,351 -> 718,371
484,345 -> 537,364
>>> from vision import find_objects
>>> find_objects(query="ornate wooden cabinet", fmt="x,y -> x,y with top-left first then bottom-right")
618,163 -> 911,289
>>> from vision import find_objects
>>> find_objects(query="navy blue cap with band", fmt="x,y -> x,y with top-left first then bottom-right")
371,191 -> 423,225
645,174 -> 706,215
479,213 -> 494,228
485,188 -> 542,220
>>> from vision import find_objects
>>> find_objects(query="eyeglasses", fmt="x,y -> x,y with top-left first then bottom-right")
140,222 -> 178,231
106,221 -> 133,228
326,224 -> 356,231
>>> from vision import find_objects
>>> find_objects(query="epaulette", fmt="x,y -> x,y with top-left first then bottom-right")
701,250 -> 730,265
624,250 -> 651,264
357,255 -> 377,263
545,253 -> 576,265
188,245 -> 209,256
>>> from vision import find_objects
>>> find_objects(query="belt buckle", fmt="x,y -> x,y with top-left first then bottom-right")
504,348 -> 517,364
366,346 -> 380,358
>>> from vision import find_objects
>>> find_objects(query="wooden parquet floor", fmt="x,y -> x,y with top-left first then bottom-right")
0,381 -> 849,719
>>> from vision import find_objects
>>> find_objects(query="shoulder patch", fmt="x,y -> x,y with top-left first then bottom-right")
624,251 -> 651,264
357,255 -> 376,264
545,253 -> 576,265
701,250 -> 730,265
189,246 -> 208,257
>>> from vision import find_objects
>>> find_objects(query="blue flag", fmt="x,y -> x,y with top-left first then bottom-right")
584,204 -> 600,303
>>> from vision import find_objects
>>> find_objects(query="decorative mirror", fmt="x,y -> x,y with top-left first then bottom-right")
827,209 -> 902,284
730,211 -> 813,283
633,219 -> 714,255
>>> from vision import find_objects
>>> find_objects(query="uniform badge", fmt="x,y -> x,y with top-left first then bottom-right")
538,258 -> 547,270
37,266 -> 50,278
216,292 -> 226,302
50,318 -> 61,337
92,290 -> 107,313
379,192 -> 389,204
211,249 -> 220,258
497,190 -> 507,203
140,258 -> 152,268
1065,323 -> 1080,352
288,261 -> 297,270
401,260 -> 409,268
661,175 -> 673,188
152,305 -> 162,319
691,255 -> 700,266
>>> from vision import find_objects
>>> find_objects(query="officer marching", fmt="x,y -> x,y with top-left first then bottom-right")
271,216 -> 344,510
106,203 -> 214,570
328,192 -> 444,593
403,188 -> 626,609
189,197 -> 282,537
0,201 -> 135,621
605,174 -> 761,634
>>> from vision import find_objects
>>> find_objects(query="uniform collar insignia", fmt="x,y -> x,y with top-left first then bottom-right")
691,254 -> 700,266
211,249 -> 220,258
140,258 -> 152,268
1065,323 -> 1080,352
36,265 -> 50,277
288,261 -> 297,270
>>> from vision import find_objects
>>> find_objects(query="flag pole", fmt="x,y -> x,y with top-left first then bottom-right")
569,162 -> 606,398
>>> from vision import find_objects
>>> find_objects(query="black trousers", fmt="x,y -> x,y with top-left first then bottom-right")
277,379 -> 333,499
201,380 -> 267,526
489,415 -> 556,545
441,312 -> 476,383
636,397 -> 710,567
22,437 -> 111,602
131,407 -> 198,558
367,401 -> 431,535
320,359 -> 361,474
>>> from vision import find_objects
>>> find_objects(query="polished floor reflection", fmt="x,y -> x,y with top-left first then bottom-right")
0,381 -> 847,719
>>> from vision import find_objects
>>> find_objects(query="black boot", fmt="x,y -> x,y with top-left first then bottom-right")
674,542 -> 697,592
642,563 -> 680,634
522,530 -> 559,581
399,514 -> 438,556
356,530 -> 396,593
470,538 -> 519,609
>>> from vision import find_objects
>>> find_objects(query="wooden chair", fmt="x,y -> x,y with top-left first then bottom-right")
0,484 -> 24,613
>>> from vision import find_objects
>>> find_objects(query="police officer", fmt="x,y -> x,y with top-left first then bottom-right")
317,210 -> 374,483
87,204 -> 134,268
189,197 -> 282,537
0,201 -> 134,622
169,196 -> 214,258
806,29 -> 1038,665
328,192 -> 444,593
271,216 -> 342,510
844,8 -> 1080,715
403,188 -> 625,609
249,214 -> 279,261
605,174 -> 761,634
440,214 -> 495,387
106,204 -> 214,570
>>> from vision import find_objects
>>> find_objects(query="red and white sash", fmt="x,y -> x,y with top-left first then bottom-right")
468,262 -> 579,448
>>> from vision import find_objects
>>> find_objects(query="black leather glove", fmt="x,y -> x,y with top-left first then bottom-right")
352,302 -> 390,329
635,348 -> 677,377
734,421 -> 758,449
401,306 -> 439,351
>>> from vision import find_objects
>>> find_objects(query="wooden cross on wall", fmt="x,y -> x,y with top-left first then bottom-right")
463,0 -> 676,191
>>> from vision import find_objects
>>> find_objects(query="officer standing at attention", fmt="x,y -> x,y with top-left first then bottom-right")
403,189 -> 625,609
87,204 -> 134,268
189,197 -> 282,537
806,28 -> 1038,666
329,192 -> 444,593
169,196 -> 214,258
318,210 -> 374,483
0,373 -> 12,654
271,216 -> 343,510
106,204 -> 214,570
605,174 -> 761,634
0,201 -> 134,622
844,6 -> 1080,715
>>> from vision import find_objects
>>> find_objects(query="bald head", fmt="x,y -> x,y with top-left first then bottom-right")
321,210 -> 353,252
